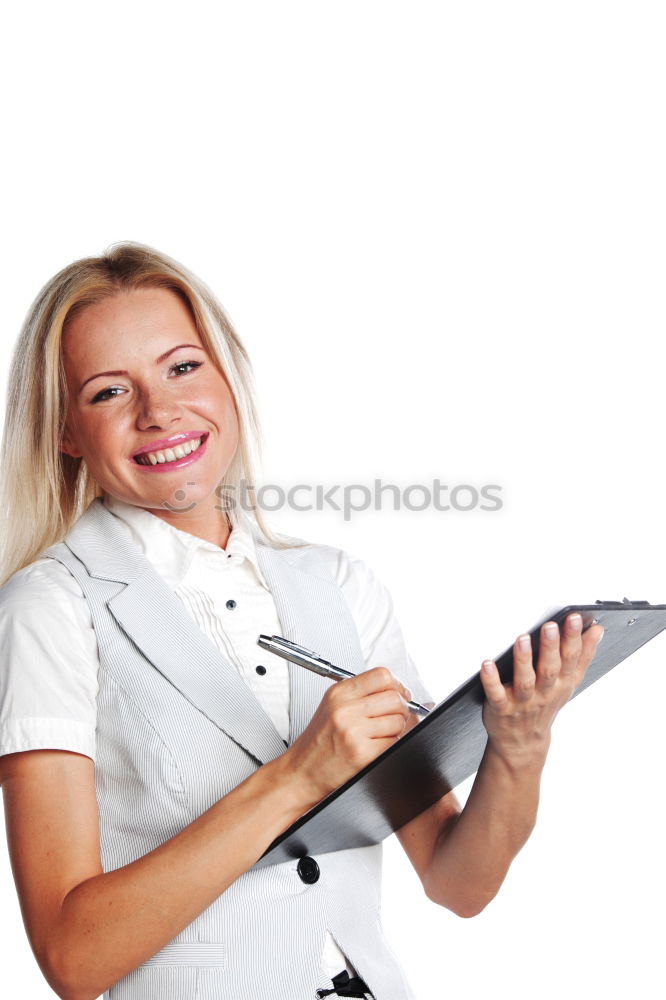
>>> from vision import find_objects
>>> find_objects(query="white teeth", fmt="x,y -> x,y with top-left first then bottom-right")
135,437 -> 203,466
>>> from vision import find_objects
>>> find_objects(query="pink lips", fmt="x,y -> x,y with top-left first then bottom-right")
132,430 -> 207,458
130,432 -> 209,473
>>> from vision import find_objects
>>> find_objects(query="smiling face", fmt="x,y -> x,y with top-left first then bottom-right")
60,286 -> 240,540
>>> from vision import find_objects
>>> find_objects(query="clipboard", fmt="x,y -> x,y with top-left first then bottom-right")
253,599 -> 666,869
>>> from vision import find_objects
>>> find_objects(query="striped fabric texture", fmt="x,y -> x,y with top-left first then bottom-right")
39,498 -> 422,1000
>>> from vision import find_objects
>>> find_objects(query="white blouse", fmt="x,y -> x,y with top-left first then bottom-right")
0,493 -> 432,982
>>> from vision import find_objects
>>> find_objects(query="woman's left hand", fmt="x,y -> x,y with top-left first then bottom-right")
479,613 -> 604,770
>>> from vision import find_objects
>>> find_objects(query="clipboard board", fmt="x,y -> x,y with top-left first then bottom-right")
253,599 -> 666,869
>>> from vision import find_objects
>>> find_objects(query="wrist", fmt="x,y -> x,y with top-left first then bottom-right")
261,749 -> 323,825
484,734 -> 550,781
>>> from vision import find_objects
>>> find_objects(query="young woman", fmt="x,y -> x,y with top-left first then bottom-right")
0,242 -> 603,1000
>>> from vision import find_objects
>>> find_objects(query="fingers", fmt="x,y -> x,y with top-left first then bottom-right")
534,620 -> 563,693
481,613 -> 604,705
290,666 -> 415,800
540,614 -> 604,690
366,713 -> 411,739
364,686 -> 410,718
323,667 -> 411,738
513,630 -> 537,700
558,612 -> 583,680
510,614 -> 604,697
479,658 -> 508,708
576,620 -> 605,683
333,665 -> 410,702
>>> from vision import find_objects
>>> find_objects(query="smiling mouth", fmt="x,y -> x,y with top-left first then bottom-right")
133,433 -> 209,466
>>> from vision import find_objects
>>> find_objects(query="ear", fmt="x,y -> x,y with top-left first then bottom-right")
59,433 -> 83,460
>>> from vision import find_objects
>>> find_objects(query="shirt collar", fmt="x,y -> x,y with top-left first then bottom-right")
102,493 -> 269,592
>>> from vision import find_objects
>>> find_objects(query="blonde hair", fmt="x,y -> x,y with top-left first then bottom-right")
0,241 -> 306,585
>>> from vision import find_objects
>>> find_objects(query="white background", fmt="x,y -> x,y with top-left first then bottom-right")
1,2 -> 665,997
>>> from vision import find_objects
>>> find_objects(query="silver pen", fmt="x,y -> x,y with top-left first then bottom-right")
257,634 -> 431,716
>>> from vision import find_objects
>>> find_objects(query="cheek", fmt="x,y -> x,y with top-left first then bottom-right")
227,395 -> 240,432
80,415 -> 127,461
222,398 -> 240,447
84,433 -> 114,468
63,406 -> 95,455
213,382 -> 240,433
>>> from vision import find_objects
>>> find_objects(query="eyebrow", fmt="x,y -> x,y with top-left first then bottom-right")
79,344 -> 206,395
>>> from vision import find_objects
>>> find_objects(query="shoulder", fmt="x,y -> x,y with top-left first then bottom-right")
0,554 -> 91,628
0,556 -> 99,761
1,553 -> 85,601
269,536 -> 390,622
265,534 -> 376,586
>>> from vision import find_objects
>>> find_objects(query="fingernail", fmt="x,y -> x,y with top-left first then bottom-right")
482,659 -> 495,674
596,628 -> 604,643
568,613 -> 582,632
404,688 -> 413,701
518,634 -> 531,652
544,623 -> 558,639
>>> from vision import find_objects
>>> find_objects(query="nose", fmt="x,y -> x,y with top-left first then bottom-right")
135,382 -> 185,430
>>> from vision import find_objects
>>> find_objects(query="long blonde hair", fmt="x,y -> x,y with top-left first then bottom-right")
0,241 -> 305,586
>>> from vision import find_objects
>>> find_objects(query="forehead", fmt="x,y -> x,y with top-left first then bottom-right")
62,287 -> 202,364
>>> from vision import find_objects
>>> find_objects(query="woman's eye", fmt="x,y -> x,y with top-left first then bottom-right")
170,360 -> 203,376
90,361 -> 203,404
91,386 -> 123,404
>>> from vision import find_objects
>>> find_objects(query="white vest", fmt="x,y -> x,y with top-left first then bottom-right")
41,499 -> 416,1000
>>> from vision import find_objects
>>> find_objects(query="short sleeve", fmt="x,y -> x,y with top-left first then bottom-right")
0,557 -> 99,761
324,547 -> 435,708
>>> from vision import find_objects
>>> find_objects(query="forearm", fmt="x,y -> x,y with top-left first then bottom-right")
423,738 -> 549,917
47,754 -> 308,1000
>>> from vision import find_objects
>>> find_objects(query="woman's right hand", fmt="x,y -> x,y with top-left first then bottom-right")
281,667 -> 413,809
1,677 -> 411,1000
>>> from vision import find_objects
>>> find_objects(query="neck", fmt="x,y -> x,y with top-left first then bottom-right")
149,501 -> 233,548
108,493 -> 233,549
